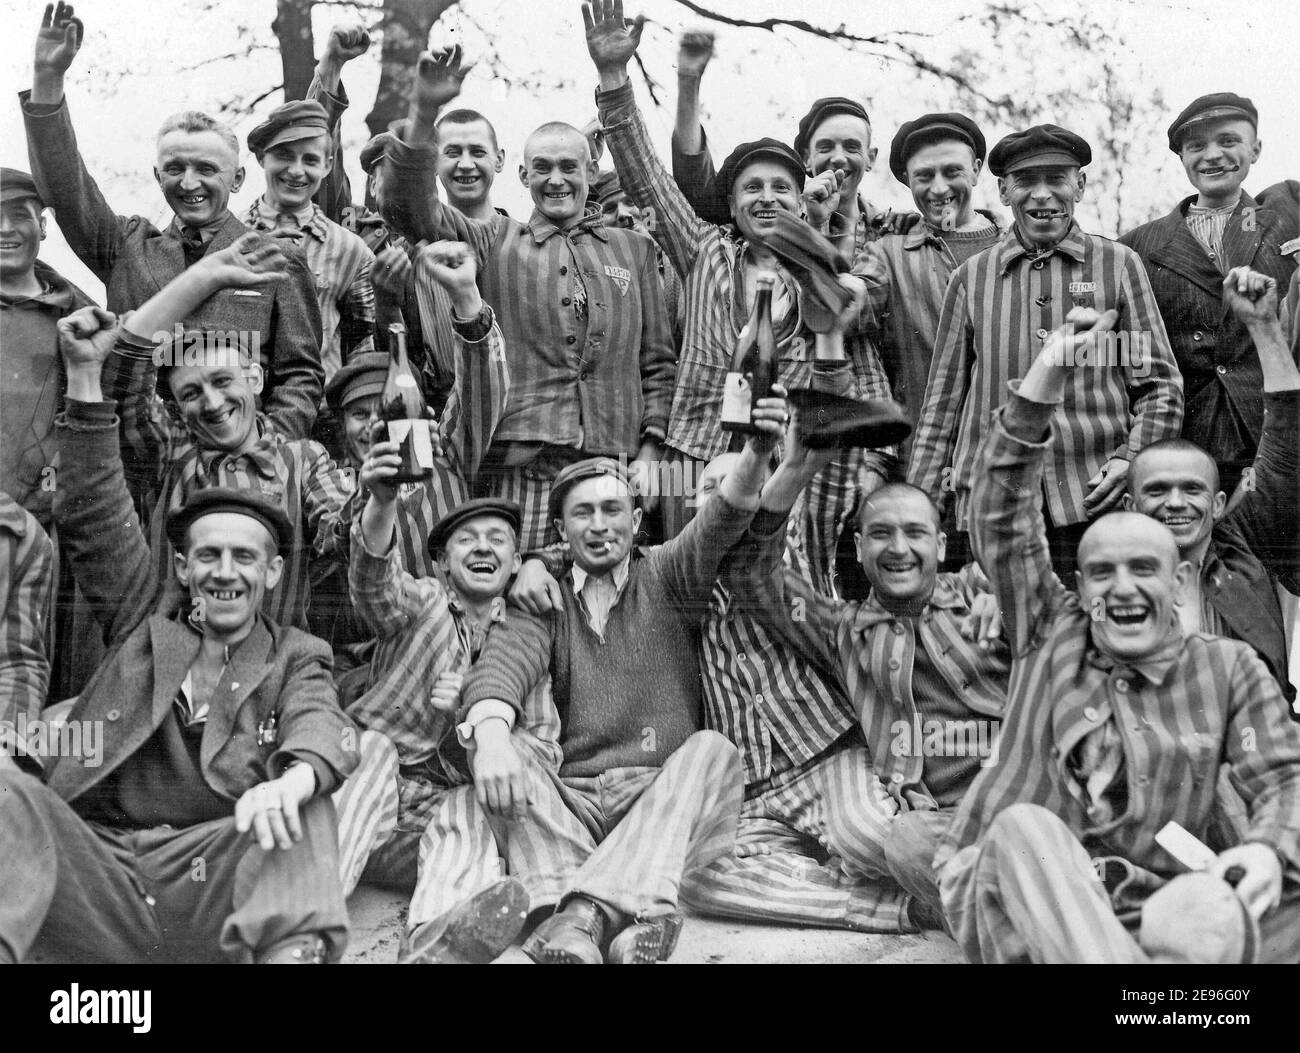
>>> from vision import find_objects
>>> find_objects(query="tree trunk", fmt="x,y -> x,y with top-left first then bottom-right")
273,0 -> 317,102
366,0 -> 460,137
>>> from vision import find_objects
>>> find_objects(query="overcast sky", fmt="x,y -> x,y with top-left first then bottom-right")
2,0 -> 1296,302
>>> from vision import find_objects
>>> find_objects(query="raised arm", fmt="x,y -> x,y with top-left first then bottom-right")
22,4 -> 129,282
587,1 -> 713,279
417,242 -> 510,488
307,22 -> 371,223
970,311 -> 1115,655
671,28 -> 723,219
1218,268 -> 1300,586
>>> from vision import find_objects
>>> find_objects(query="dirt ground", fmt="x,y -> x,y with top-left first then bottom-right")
343,885 -> 966,964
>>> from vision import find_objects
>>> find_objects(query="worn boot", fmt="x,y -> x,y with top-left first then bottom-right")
521,895 -> 609,964
399,878 -> 530,964
256,933 -> 329,964
606,912 -> 684,964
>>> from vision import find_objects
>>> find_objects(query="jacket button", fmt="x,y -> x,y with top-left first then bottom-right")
565,335 -> 576,345
1084,706 -> 1099,721
106,708 -> 121,721
892,623 -> 905,635
888,658 -> 901,670
1216,364 -> 1227,375
1192,331 -> 1204,341
1114,678 -> 1128,693
580,371 -> 589,381
561,296 -> 572,306
1032,260 -> 1045,270
559,266 -> 568,275
1036,328 -> 1048,339
891,772 -> 905,783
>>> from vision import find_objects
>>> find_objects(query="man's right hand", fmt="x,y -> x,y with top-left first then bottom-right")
583,0 -> 646,75
1222,266 -> 1279,326
676,28 -> 715,79
470,720 -> 533,820
371,245 -> 413,297
324,22 -> 371,65
56,305 -> 118,373
361,436 -> 402,505
412,46 -> 473,115
420,241 -> 483,317
509,558 -> 565,615
194,232 -> 288,292
35,2 -> 83,77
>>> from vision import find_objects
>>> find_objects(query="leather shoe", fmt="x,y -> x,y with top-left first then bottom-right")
256,933 -> 329,964
787,389 -> 913,450
399,877 -> 530,964
521,895 -> 608,964
607,912 -> 684,964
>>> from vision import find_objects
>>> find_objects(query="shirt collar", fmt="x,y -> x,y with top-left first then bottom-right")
526,206 -> 609,245
250,197 -> 329,242
444,579 -> 508,625
571,554 -> 631,596
998,220 -> 1087,274
1084,618 -> 1185,687
0,260 -> 76,310
168,215 -> 228,243
903,208 -> 1003,251
851,573 -> 967,631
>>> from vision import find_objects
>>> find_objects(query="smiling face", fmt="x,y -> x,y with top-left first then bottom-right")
0,198 -> 45,281
598,187 -> 649,235
1125,444 -> 1225,557
520,127 -> 596,226
155,129 -> 244,229
438,513 -> 520,603
1178,117 -> 1260,208
856,486 -> 946,604
805,112 -> 875,199
729,159 -> 802,242
175,512 -> 283,641
166,346 -> 262,453
998,165 -> 1084,249
1076,513 -> 1190,662
260,134 -> 332,213
438,119 -> 504,212
558,475 -> 642,577
906,139 -> 982,230
342,393 -> 381,469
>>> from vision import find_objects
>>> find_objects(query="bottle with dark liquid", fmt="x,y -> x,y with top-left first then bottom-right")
381,322 -> 434,483
720,270 -> 778,437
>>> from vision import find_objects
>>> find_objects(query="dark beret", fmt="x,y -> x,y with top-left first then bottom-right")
793,97 -> 871,158
324,351 -> 389,413
548,457 -> 636,522
716,138 -> 806,201
888,113 -> 986,184
1,167 -> 44,207
428,497 -> 522,557
988,124 -> 1091,177
1167,92 -> 1258,152
247,99 -> 330,156
166,486 -> 295,560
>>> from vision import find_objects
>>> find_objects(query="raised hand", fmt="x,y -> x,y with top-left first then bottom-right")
419,240 -> 482,316
371,244 -> 413,297
34,2 -> 83,76
412,46 -> 473,114
325,22 -> 371,64
194,232 -> 288,291
56,305 -> 118,373
582,0 -> 646,73
802,169 -> 846,231
1222,266 -> 1279,326
676,28 -> 715,79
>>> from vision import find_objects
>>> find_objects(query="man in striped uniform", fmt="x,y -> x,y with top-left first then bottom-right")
586,2 -> 894,588
380,47 -> 676,552
1120,93 -> 1298,494
935,310 -> 1300,963
908,124 -> 1184,580
0,492 -> 53,775
103,236 -> 359,632
853,113 -> 1002,472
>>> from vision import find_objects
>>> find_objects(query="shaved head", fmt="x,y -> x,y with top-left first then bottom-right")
858,482 -> 942,532
525,122 -> 592,163
1078,511 -> 1180,571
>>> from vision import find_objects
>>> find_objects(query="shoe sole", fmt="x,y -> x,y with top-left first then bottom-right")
402,880 -> 530,964
610,914 -> 684,964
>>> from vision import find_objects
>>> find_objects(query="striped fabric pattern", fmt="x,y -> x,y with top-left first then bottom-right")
245,201 -> 376,379
597,82 -> 894,474
148,426 -> 357,631
936,399 -> 1300,880
0,495 -> 53,736
333,728 -> 400,896
680,745 -> 914,932
908,223 -> 1184,529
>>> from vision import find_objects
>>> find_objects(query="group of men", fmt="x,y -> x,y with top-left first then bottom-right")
1,0 -> 1298,965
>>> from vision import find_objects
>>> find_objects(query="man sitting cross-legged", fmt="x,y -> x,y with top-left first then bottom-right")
0,298 -> 358,964
454,398 -> 795,963
935,308 -> 1300,963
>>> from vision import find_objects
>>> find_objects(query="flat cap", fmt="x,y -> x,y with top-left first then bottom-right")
988,124 -> 1091,177
889,113 -> 986,184
166,486 -> 294,560
1167,92 -> 1258,152
324,352 -> 389,413
1,167 -> 44,207
793,97 -> 871,158
247,99 -> 330,156
428,497 -> 522,557
548,457 -> 636,522
360,119 -> 412,173
716,138 -> 806,200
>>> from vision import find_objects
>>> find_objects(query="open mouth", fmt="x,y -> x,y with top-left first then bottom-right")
751,208 -> 779,221
278,178 -> 310,191
1160,514 -> 1196,529
1025,208 -> 1065,221
586,539 -> 614,555
207,588 -> 244,602
544,190 -> 572,200
1107,604 -> 1150,627
179,194 -> 208,207
1198,165 -> 1239,177
465,559 -> 498,576
453,175 -> 481,186
879,559 -> 918,574
0,240 -> 23,250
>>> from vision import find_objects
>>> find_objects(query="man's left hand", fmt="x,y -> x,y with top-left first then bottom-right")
325,22 -> 370,64
961,592 -> 1004,650
1083,457 -> 1130,517
235,763 -> 316,851
801,169 -> 845,231
1211,842 -> 1283,921
1222,266 -> 1279,326
412,46 -> 473,114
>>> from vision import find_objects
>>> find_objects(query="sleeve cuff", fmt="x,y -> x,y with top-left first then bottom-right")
455,699 -> 518,748
1002,381 -> 1058,443
595,80 -> 636,111
61,398 -> 119,427
451,304 -> 495,343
